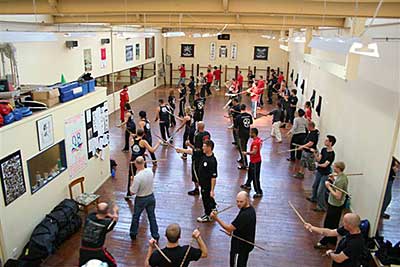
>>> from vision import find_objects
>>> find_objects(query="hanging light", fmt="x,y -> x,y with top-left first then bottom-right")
162,31 -> 185,37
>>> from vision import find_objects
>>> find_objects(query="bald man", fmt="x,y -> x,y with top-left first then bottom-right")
79,202 -> 119,267
211,191 -> 256,267
304,213 -> 365,267
146,223 -> 208,267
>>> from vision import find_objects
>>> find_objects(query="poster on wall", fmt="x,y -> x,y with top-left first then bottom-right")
36,115 -> 54,151
135,43 -> 140,60
100,47 -> 107,69
253,46 -> 268,60
83,49 -> 93,71
230,43 -> 238,60
210,42 -> 216,61
219,45 -> 227,58
85,101 -> 110,159
125,45 -> 134,62
181,44 -> 194,58
0,150 -> 26,206
65,114 -> 88,178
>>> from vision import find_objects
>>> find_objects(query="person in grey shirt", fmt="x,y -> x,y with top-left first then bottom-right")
287,109 -> 308,161
129,156 -> 159,241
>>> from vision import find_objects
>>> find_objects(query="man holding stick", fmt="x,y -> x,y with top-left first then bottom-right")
211,191 -> 256,267
304,213 -> 365,267
146,224 -> 207,267
155,99 -> 171,145
235,104 -> 253,170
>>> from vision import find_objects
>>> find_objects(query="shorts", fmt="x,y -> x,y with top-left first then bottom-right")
300,151 -> 316,171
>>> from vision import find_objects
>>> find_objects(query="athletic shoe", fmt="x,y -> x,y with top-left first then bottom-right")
253,193 -> 263,198
287,158 -> 295,162
197,215 -> 213,223
237,158 -> 243,163
306,197 -> 317,203
382,213 -> 390,219
181,155 -> 187,160
314,242 -> 328,249
161,141 -> 168,146
232,142 -> 238,145
124,195 -> 131,201
240,184 -> 251,190
228,124 -> 234,129
293,173 -> 304,179
130,234 -> 136,240
121,148 -> 129,152
188,188 -> 200,196
237,166 -> 248,170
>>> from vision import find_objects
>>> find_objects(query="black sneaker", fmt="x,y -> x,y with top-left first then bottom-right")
237,166 -> 248,170
124,195 -> 132,201
306,197 -> 317,203
382,213 -> 390,219
197,214 -> 212,223
314,242 -> 327,249
232,142 -> 238,145
287,158 -> 295,162
237,158 -> 243,163
130,234 -> 136,240
121,148 -> 129,152
240,184 -> 251,190
188,188 -> 200,196
253,193 -> 263,198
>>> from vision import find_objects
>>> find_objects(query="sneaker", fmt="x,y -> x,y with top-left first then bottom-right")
382,213 -> 390,219
253,193 -> 263,198
130,234 -> 136,240
188,188 -> 200,196
197,215 -> 213,223
161,142 -> 168,146
232,142 -> 238,145
236,158 -> 243,163
240,184 -> 251,190
228,124 -> 234,129
121,148 -> 129,152
237,166 -> 248,170
287,158 -> 295,162
306,197 -> 317,203
314,242 -> 328,249
293,173 -> 304,179
124,195 -> 132,201
181,155 -> 187,160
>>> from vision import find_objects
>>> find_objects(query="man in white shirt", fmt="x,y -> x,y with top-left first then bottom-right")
129,156 -> 159,241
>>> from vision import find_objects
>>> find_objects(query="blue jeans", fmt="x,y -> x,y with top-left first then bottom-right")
130,193 -> 159,239
177,77 -> 186,87
251,101 -> 257,118
381,179 -> 394,215
311,171 -> 328,210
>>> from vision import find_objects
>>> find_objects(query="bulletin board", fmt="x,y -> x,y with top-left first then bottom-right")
85,101 -> 110,159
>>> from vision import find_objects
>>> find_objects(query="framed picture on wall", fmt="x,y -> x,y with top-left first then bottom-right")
125,45 -> 133,62
254,46 -> 269,60
0,150 -> 26,206
219,45 -> 227,58
181,44 -> 194,57
135,43 -> 140,60
36,115 -> 54,151
83,49 -> 92,72
210,42 -> 216,61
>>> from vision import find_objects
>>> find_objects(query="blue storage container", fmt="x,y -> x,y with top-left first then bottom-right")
87,79 -> 95,92
59,82 -> 79,94
59,90 -> 74,103
80,82 -> 89,95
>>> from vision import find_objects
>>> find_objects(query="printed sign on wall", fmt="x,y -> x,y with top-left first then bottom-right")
85,101 -> 110,159
100,48 -> 107,69
125,45 -> 133,62
210,42 -> 216,61
230,43 -> 238,60
65,114 -> 88,178
0,150 -> 26,206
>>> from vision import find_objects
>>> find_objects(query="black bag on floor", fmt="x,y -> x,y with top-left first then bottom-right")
30,216 -> 59,255
55,213 -> 82,246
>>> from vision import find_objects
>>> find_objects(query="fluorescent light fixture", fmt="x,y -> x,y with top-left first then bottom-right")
308,36 -> 360,54
293,36 -> 305,43
0,31 -> 57,42
349,42 -> 379,58
190,33 -> 218,38
63,32 -> 96,38
162,31 -> 185,37
280,44 -> 289,52
192,33 -> 202,38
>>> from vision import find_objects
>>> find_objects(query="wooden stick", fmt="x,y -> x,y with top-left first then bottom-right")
223,99 -> 232,109
262,136 -> 272,142
179,227 -> 200,267
329,183 -> 352,197
154,242 -> 172,263
166,109 -> 184,121
154,134 -> 177,149
288,201 -> 307,224
219,229 -> 266,251
217,205 -> 234,215
277,148 -> 297,154
332,173 -> 363,177
130,159 -> 167,163
166,124 -> 186,142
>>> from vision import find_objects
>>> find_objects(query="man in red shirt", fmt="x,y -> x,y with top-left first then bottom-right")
278,71 -> 284,84
213,66 -> 222,90
130,67 -> 140,84
247,81 -> 263,119
205,69 -> 213,96
177,64 -> 186,87
119,85 -> 129,122
240,128 -> 263,198
237,71 -> 244,101
257,75 -> 265,107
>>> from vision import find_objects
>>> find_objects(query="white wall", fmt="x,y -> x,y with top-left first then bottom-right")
0,88 -> 110,260
166,31 -> 288,80
288,24 -> 400,234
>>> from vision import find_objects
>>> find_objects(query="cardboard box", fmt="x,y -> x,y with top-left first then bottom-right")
37,97 -> 59,108
32,88 -> 60,100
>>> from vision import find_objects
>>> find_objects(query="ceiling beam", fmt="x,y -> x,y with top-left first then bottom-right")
0,0 -> 399,18
53,14 -> 345,28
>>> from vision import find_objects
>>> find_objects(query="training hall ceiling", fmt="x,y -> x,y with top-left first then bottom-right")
1,0 -> 400,30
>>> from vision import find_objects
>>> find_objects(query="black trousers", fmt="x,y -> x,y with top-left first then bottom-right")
169,108 -> 176,127
194,111 -> 204,122
159,122 -> 170,141
145,136 -> 156,161
230,250 -> 250,267
238,135 -> 249,167
200,85 -> 206,98
123,130 -> 130,150
320,203 -> 344,245
267,87 -> 273,104
290,133 -> 307,160
200,186 -> 217,215
288,107 -> 296,124
206,82 -> 212,95
233,128 -> 239,144
259,93 -> 264,106
245,162 -> 262,194
179,99 -> 186,117
183,130 -> 189,149
191,156 -> 201,183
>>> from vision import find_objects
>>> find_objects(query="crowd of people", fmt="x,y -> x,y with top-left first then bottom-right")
79,64 -> 382,267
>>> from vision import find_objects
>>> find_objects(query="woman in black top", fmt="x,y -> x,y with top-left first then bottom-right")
138,111 -> 156,162
174,107 -> 194,160
188,76 -> 196,108
168,90 -> 176,127
178,83 -> 187,117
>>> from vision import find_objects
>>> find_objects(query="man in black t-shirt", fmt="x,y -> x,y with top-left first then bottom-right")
304,213 -> 365,267
235,104 -> 253,170
306,135 -> 336,212
294,121 -> 319,179
146,223 -> 208,267
230,98 -> 241,145
79,202 -> 119,267
288,89 -> 298,124
193,93 -> 206,123
211,191 -> 256,267
381,158 -> 400,219
155,99 -> 171,144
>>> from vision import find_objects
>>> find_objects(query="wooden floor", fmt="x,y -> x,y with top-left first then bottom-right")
44,86 -> 342,267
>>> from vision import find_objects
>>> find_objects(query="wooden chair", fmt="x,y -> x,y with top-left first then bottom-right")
68,177 -> 100,215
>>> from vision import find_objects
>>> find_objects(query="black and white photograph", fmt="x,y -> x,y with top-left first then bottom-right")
36,115 -> 54,151
125,45 -> 133,62
181,44 -> 194,57
253,46 -> 269,60
219,45 -> 228,58
0,150 -> 26,206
